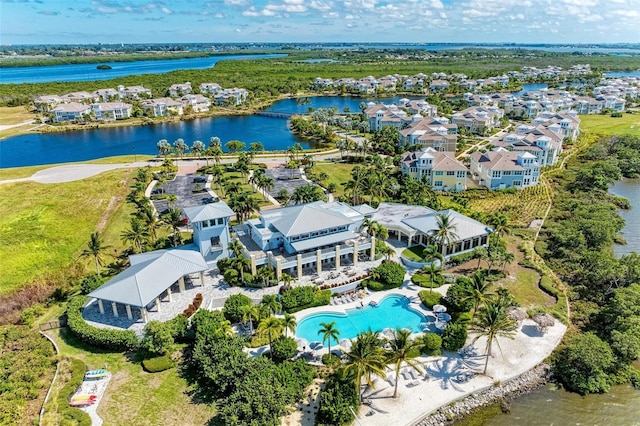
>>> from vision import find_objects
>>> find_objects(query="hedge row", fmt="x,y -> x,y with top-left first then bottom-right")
363,279 -> 401,291
281,286 -> 331,313
57,357 -> 91,426
67,297 -> 140,351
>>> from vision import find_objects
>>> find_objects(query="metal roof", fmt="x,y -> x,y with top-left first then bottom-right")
291,230 -> 356,252
183,202 -> 234,223
270,203 -> 353,237
402,210 -> 492,241
87,249 -> 208,307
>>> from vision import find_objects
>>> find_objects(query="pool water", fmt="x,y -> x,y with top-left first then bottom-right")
296,294 -> 431,343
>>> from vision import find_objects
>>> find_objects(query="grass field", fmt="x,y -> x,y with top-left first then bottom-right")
43,327 -> 214,426
0,169 -> 134,294
579,113 -> 640,136
312,161 -> 355,197
0,106 -> 34,126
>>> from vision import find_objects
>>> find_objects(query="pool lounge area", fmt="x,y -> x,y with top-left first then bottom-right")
296,294 -> 438,343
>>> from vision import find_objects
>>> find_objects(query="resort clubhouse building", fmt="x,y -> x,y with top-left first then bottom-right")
87,200 -> 492,325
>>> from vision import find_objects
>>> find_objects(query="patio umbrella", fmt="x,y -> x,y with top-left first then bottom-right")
339,338 -> 353,352
309,341 -> 323,350
437,313 -> 452,323
296,338 -> 309,350
532,313 -> 555,331
433,304 -> 447,313
507,307 -> 529,322
380,328 -> 396,340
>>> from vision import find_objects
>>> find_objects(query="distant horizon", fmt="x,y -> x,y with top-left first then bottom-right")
2,0 -> 639,45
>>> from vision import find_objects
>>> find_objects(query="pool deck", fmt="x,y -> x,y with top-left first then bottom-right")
288,273 -> 566,426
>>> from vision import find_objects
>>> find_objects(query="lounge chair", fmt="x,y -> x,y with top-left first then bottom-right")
409,369 -> 418,380
387,375 -> 396,387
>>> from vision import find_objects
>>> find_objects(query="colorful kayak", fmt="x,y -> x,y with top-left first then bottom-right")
71,394 -> 97,402
69,399 -> 95,407
84,369 -> 107,379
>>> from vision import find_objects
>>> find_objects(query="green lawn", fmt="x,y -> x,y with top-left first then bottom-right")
44,328 -> 214,426
402,246 -> 425,261
0,169 -> 134,294
216,171 -> 273,207
579,113 -> 640,136
312,161 -> 355,197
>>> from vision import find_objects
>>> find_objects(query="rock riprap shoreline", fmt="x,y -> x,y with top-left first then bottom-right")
415,364 -> 552,426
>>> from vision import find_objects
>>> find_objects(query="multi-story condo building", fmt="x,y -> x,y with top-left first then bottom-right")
470,148 -> 540,190
92,102 -> 133,121
52,102 -> 91,122
400,148 -> 467,191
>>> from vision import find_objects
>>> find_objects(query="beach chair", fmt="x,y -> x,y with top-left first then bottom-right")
387,375 -> 396,387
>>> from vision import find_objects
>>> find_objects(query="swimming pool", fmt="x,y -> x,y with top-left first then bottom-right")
296,294 -> 431,343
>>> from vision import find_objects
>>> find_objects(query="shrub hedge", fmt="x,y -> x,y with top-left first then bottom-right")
281,286 -> 331,313
142,355 -> 175,373
67,297 -> 140,351
270,336 -> 298,363
442,322 -> 468,352
412,274 -> 445,288
418,290 -> 444,309
57,357 -> 91,426
222,294 -> 253,323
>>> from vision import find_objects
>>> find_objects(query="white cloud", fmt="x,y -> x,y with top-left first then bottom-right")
161,7 -> 172,14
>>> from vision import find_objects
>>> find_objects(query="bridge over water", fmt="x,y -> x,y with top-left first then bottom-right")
254,111 -> 299,119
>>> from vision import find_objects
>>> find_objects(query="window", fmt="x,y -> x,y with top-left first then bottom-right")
217,218 -> 224,225
514,171 -> 523,175
210,236 -> 221,247
435,171 -> 444,176
434,180 -> 443,187
446,171 -> 455,176
202,221 -> 209,228
503,171 -> 511,176
457,171 -> 466,178
491,171 -> 501,178
513,180 -> 521,186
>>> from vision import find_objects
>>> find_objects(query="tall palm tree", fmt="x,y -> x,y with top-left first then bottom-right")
387,328 -> 424,398
262,294 -> 282,315
280,273 -> 296,288
163,207 -> 183,247
191,140 -> 206,159
255,266 -> 274,287
209,145 -> 223,165
344,165 -> 367,205
429,213 -> 459,257
501,252 -> 515,273
231,255 -> 250,282
80,231 -> 111,275
229,192 -> 259,222
227,238 -> 245,258
488,213 -> 511,239
258,316 -> 284,355
377,243 -> 395,261
138,203 -> 161,244
462,272 -> 493,317
283,312 -> 297,337
470,300 -> 518,375
241,304 -> 260,335
318,321 -> 340,358
343,333 -> 387,401
157,139 -> 171,160
121,217 -> 151,253
422,262 -> 443,294
174,138 -> 188,160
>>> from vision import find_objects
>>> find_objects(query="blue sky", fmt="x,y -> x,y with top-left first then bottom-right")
1,0 -> 639,45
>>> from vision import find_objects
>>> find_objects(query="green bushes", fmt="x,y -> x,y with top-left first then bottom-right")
539,275 -> 558,298
280,286 -> 331,313
367,261 -> 405,289
317,374 -> 359,426
79,274 -> 106,295
57,357 -> 92,426
223,294 -> 253,323
270,336 -> 298,363
141,320 -> 174,356
321,353 -> 341,367
442,322 -> 468,352
142,355 -> 175,373
445,277 -> 475,314
419,333 -> 442,356
66,297 -> 140,351
411,274 -> 444,288
418,290 -> 444,309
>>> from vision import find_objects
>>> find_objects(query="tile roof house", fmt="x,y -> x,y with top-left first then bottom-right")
199,82 -> 222,95
451,106 -> 504,134
470,148 -> 540,190
93,88 -> 121,102
61,91 -> 97,103
92,102 -> 133,121
52,102 -> 92,122
401,147 -> 467,191
400,117 -> 458,151
168,82 -> 192,98
34,95 -> 64,112
117,85 -> 152,100
181,94 -> 211,112
142,98 -> 184,117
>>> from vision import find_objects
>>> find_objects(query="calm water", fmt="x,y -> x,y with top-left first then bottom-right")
474,384 -> 640,426
0,95 -> 420,168
611,178 -> 640,257
604,71 -> 640,78
511,83 -> 548,97
296,294 -> 430,342
0,54 -> 286,84
265,95 -> 422,114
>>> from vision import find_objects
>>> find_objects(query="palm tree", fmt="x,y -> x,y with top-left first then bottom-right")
280,272 -> 296,288
429,213 -> 459,257
157,139 -> 171,160
174,138 -> 188,160
209,145 -> 223,165
191,140 -> 206,159
231,255 -> 250,282
80,231 -> 111,275
121,217 -> 150,253
461,272 -> 493,318
422,244 -> 444,266
138,203 -> 162,244
470,300 -> 518,375
262,294 -> 282,315
488,213 -> 511,239
255,266 -> 274,287
229,192 -> 259,222
216,319 -> 234,338
501,252 -> 515,273
377,242 -> 395,261
241,304 -> 260,335
343,333 -> 387,400
422,262 -> 443,294
283,312 -> 297,337
163,207 -> 183,247
387,328 -> 424,398
258,316 -> 284,356
318,321 -> 340,358
474,246 -> 488,271
227,238 -> 245,258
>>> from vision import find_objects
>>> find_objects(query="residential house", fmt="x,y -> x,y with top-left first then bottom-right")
404,99 -> 438,117
93,88 -> 121,102
470,148 -> 540,190
451,106 -> 504,134
61,91 -> 96,103
430,79 -> 450,92
399,117 -> 458,151
214,88 -> 248,105
531,111 -> 580,141
168,82 -> 192,98
118,85 -> 152,100
33,95 -> 63,112
142,98 -> 184,117
52,102 -> 92,122
181,94 -> 211,112
199,82 -> 222,95
400,148 -> 467,191
364,103 -> 411,131
92,102 -> 132,121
